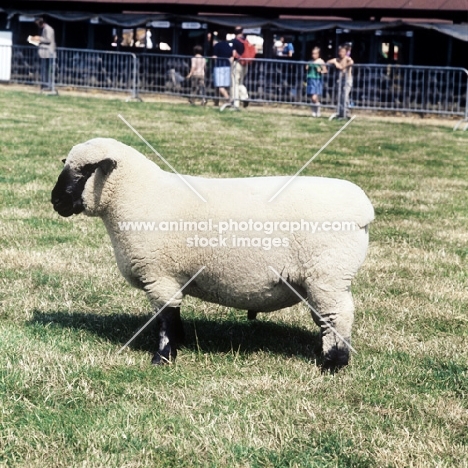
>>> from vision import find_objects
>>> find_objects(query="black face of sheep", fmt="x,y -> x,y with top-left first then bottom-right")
51,160 -> 115,217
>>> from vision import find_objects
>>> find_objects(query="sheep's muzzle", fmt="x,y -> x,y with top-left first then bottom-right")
51,168 -> 85,217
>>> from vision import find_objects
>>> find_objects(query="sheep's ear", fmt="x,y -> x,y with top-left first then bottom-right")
81,158 -> 117,178
98,158 -> 117,175
61,158 -> 66,164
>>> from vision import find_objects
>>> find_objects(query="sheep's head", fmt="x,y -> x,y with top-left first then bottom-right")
51,139 -> 118,217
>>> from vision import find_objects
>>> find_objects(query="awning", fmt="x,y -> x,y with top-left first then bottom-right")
2,8 -> 468,42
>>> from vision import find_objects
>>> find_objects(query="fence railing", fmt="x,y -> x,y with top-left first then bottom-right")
2,45 -> 467,120
7,45 -> 138,97
350,64 -> 468,117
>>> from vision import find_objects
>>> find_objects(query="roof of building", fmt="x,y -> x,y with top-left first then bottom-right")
4,0 -> 468,15
3,7 -> 467,42
7,0 -> 467,8
2,0 -> 467,34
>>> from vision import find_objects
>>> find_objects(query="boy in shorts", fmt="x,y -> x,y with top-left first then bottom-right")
306,47 -> 327,117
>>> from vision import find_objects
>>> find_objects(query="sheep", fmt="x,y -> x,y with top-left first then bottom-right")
51,137 -> 374,370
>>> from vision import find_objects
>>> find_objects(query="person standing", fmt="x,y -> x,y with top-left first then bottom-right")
305,46 -> 327,117
212,30 -> 233,107
274,36 -> 284,56
221,26 -> 250,111
327,44 -> 354,119
279,35 -> 297,100
186,45 -> 207,106
31,17 -> 56,91
281,36 -> 295,57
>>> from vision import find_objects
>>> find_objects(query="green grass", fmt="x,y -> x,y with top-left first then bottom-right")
0,88 -> 467,467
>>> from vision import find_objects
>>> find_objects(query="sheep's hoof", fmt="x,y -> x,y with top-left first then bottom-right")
151,348 -> 177,365
152,354 -> 168,365
247,310 -> 257,320
321,346 -> 349,373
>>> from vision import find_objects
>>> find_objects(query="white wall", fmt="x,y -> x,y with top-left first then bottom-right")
0,31 -> 13,81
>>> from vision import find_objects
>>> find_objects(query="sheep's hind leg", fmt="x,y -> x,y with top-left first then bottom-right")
307,283 -> 355,371
152,307 -> 185,365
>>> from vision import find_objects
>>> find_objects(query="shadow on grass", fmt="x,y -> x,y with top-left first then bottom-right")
29,309 -> 321,363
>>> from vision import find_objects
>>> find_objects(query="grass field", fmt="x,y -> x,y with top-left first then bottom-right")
0,88 -> 467,467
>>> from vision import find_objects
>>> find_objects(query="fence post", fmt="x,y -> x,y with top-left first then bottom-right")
50,56 -> 58,95
453,69 -> 468,131
128,53 -> 142,102
465,70 -> 468,121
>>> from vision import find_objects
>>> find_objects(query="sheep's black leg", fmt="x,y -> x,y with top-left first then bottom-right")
152,307 -> 185,365
247,310 -> 257,320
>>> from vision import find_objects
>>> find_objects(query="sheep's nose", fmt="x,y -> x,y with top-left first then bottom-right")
51,189 -> 66,207
51,190 -> 75,217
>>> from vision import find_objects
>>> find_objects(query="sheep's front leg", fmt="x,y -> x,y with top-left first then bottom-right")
247,310 -> 258,320
152,307 -> 185,365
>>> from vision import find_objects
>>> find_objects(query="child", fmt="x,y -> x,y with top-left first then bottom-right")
186,45 -> 207,105
305,47 -> 327,117
327,44 -> 354,119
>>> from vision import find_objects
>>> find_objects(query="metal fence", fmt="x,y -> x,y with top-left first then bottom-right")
137,54 -> 468,119
7,45 -> 138,97
350,64 -> 468,117
2,44 -> 467,121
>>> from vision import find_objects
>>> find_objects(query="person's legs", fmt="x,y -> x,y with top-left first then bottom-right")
311,94 -> 318,116
219,66 -> 233,111
315,96 -> 321,117
230,61 -> 242,108
214,67 -> 229,106
311,94 -> 321,117
306,78 -> 314,115
309,79 -> 322,117
219,87 -> 232,111
343,78 -> 353,118
315,79 -> 323,117
188,76 -> 196,104
40,58 -> 51,89
219,86 -> 230,99
198,77 -> 207,105
239,63 -> 249,106
337,75 -> 346,118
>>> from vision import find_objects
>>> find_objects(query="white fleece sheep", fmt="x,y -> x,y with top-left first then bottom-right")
51,137 -> 374,369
